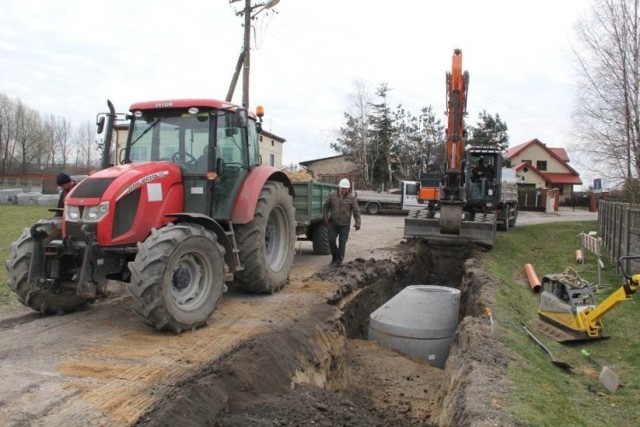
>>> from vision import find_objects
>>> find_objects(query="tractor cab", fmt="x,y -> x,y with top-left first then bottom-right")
123,101 -> 261,220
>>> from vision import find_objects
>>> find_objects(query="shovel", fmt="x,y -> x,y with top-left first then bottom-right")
581,349 -> 620,393
520,321 -> 572,371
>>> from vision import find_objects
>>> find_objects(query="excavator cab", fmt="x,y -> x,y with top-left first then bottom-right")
464,149 -> 503,216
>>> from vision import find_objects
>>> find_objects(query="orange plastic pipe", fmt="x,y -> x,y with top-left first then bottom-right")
575,249 -> 584,264
524,263 -> 541,293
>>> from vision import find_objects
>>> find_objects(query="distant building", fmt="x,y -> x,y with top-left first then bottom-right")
506,138 -> 582,200
299,155 -> 358,186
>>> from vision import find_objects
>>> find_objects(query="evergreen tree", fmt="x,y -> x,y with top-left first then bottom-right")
367,83 -> 395,189
468,110 -> 509,152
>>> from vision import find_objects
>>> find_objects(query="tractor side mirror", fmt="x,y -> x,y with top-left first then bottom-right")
216,158 -> 226,176
96,116 -> 105,134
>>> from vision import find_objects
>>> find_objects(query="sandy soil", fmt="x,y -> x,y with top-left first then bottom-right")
0,210 -> 583,426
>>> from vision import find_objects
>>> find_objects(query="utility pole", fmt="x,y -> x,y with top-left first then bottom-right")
241,0 -> 252,109
226,0 -> 280,108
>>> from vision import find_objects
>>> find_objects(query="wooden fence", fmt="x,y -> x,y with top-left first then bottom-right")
598,200 -> 640,273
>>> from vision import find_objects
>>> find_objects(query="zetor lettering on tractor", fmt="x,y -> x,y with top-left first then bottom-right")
6,99 -> 297,332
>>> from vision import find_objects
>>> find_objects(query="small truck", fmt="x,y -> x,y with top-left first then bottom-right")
355,180 -> 423,215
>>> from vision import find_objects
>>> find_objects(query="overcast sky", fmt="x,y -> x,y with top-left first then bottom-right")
1,0 -> 596,187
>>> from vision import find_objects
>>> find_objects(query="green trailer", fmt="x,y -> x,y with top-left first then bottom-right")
292,181 -> 337,255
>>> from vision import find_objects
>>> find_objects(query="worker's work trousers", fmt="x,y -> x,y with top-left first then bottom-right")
328,223 -> 350,265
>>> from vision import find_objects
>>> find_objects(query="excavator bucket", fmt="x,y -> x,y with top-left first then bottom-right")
404,209 -> 496,248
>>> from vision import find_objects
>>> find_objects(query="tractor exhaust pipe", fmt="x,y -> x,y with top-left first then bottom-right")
99,99 -> 117,170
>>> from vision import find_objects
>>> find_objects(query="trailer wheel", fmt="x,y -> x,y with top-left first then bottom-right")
366,202 -> 381,215
128,223 -> 226,333
234,181 -> 296,293
5,219 -> 89,315
311,223 -> 330,255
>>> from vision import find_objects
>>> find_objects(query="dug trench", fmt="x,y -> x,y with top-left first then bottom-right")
139,241 -> 513,427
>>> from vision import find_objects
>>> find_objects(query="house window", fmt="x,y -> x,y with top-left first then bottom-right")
271,140 -> 274,146
269,154 -> 275,166
536,160 -> 547,171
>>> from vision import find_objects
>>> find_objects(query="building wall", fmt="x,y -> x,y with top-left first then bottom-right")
510,144 -> 566,173
515,168 -> 546,188
258,134 -> 283,168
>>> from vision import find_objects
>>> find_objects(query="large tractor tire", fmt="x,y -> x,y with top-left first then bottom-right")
234,181 -> 296,293
311,223 -> 330,255
5,219 -> 89,314
128,223 -> 226,333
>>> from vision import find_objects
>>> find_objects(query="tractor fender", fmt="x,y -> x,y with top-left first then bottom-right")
231,167 -> 294,224
167,213 -> 236,274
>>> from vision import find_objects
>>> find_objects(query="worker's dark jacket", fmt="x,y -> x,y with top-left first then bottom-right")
323,190 -> 361,227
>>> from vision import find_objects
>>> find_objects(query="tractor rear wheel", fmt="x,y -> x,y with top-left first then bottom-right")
128,223 -> 226,333
5,219 -> 89,314
234,181 -> 296,293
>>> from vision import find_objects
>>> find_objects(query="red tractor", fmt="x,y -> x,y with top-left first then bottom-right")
5,99 -> 296,332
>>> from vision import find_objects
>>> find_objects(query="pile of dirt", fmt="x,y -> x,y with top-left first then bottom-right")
282,169 -> 314,182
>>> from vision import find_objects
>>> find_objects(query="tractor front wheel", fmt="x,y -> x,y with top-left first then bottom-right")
128,223 -> 226,333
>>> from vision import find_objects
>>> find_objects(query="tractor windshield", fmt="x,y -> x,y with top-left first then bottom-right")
127,111 -> 211,171
125,108 -> 259,173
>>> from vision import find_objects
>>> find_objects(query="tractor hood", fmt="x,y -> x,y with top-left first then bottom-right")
64,162 -> 185,246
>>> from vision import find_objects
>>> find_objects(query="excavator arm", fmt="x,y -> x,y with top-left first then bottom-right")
444,49 -> 469,175
439,49 -> 470,234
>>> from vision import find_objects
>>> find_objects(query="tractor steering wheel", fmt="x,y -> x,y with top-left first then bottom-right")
171,152 -> 197,170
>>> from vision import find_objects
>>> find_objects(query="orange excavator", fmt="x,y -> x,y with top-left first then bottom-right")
405,49 -> 518,247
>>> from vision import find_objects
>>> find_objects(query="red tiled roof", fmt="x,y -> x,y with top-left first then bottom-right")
542,173 -> 583,185
549,148 -> 569,162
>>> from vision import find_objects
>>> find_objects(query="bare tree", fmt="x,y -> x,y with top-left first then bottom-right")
332,79 -> 374,188
76,120 -> 99,173
13,101 -> 42,173
55,116 -> 72,168
572,0 -> 640,199
0,93 -> 13,174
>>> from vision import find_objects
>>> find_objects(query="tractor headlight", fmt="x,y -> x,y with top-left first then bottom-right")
66,205 -> 81,221
84,202 -> 109,223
